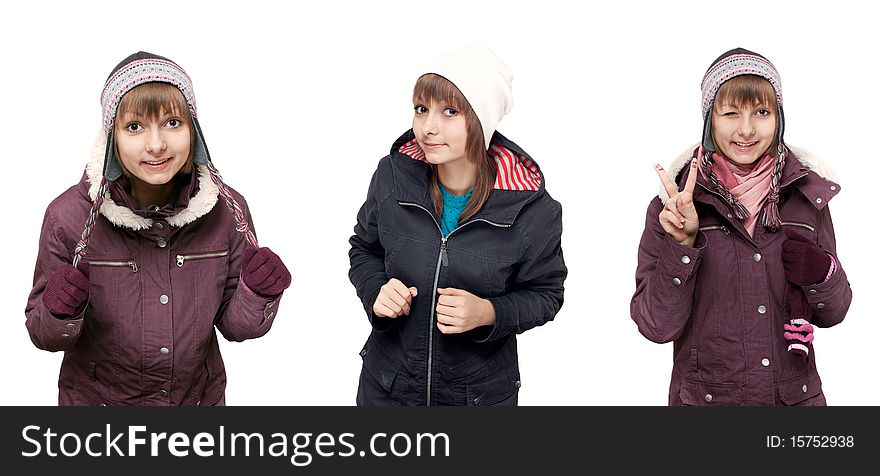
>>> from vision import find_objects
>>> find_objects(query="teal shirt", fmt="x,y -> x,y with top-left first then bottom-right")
439,183 -> 474,237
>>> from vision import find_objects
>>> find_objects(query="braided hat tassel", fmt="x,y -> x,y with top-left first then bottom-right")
760,144 -> 786,231
72,178 -> 108,268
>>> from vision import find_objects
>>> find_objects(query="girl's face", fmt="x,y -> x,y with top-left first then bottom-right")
412,99 -> 468,166
115,108 -> 192,188
711,100 -> 777,166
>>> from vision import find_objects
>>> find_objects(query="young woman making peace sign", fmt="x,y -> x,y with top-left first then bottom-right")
632,48 -> 851,406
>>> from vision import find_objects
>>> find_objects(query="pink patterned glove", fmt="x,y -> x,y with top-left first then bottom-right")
784,285 -> 814,358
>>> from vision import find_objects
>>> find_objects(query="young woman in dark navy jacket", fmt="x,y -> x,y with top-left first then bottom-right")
349,47 -> 567,406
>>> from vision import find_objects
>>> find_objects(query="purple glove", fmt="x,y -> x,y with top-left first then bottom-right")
784,285 -> 814,358
42,263 -> 90,317
781,228 -> 831,286
241,247 -> 291,298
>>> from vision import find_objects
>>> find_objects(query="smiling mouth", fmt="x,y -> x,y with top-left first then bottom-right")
732,141 -> 760,152
143,158 -> 172,166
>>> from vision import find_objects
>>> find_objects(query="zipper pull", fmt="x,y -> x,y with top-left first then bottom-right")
722,226 -> 730,235
440,238 -> 448,267
128,260 -> 139,273
176,255 -> 185,267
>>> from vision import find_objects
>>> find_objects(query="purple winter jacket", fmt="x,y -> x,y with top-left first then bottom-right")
632,146 -> 852,406
25,138 -> 281,406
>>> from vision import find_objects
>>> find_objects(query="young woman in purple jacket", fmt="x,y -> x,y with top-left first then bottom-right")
632,48 -> 852,405
25,52 -> 292,406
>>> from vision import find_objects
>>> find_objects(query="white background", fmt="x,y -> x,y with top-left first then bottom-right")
1,0 -> 876,405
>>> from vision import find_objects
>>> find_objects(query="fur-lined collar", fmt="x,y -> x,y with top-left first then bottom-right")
659,144 -> 838,203
85,132 -> 219,230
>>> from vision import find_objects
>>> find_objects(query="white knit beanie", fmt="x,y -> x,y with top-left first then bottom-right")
420,46 -> 513,150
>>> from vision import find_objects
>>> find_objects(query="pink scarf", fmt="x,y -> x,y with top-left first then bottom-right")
704,153 -> 776,236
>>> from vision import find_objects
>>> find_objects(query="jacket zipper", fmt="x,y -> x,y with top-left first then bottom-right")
88,259 -> 139,273
698,225 -> 730,235
398,201 -> 509,405
780,221 -> 815,233
176,250 -> 229,268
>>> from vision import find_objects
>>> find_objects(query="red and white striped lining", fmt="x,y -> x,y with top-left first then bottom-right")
398,140 -> 427,162
397,140 -> 541,191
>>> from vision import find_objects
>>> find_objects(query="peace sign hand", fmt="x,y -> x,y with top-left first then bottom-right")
654,159 -> 699,247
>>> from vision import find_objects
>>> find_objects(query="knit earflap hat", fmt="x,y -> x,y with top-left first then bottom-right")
701,47 -> 784,152
100,51 -> 211,181
698,47 -> 786,231
419,46 -> 513,150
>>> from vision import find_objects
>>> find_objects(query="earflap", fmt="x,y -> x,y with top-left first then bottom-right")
103,128 -> 124,181
701,108 -> 716,152
191,116 -> 211,166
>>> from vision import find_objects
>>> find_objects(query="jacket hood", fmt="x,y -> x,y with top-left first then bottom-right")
659,144 -> 840,211
81,131 -> 219,231
389,129 -> 545,225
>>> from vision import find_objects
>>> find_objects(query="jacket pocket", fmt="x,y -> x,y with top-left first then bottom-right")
780,221 -> 816,233
698,224 -> 731,235
778,369 -> 824,406
175,249 -> 229,268
198,351 -> 226,406
679,379 -> 743,406
454,338 -> 521,406
184,361 -> 210,406
70,383 -> 110,406
69,362 -> 111,406
87,258 -> 139,272
360,336 -> 411,402
464,368 -> 521,406
84,257 -> 139,336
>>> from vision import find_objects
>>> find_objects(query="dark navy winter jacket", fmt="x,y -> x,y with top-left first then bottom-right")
349,130 -> 567,406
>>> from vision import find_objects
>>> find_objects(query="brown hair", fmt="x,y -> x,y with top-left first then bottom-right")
712,75 -> 779,152
115,82 -> 195,175
413,74 -> 495,224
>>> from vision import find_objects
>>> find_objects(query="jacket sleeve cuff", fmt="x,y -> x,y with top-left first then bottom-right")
365,282 -> 395,332
37,304 -> 86,350
803,264 -> 844,314
474,298 -> 511,343
659,232 -> 705,285
221,281 -> 281,340
49,307 -> 85,337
